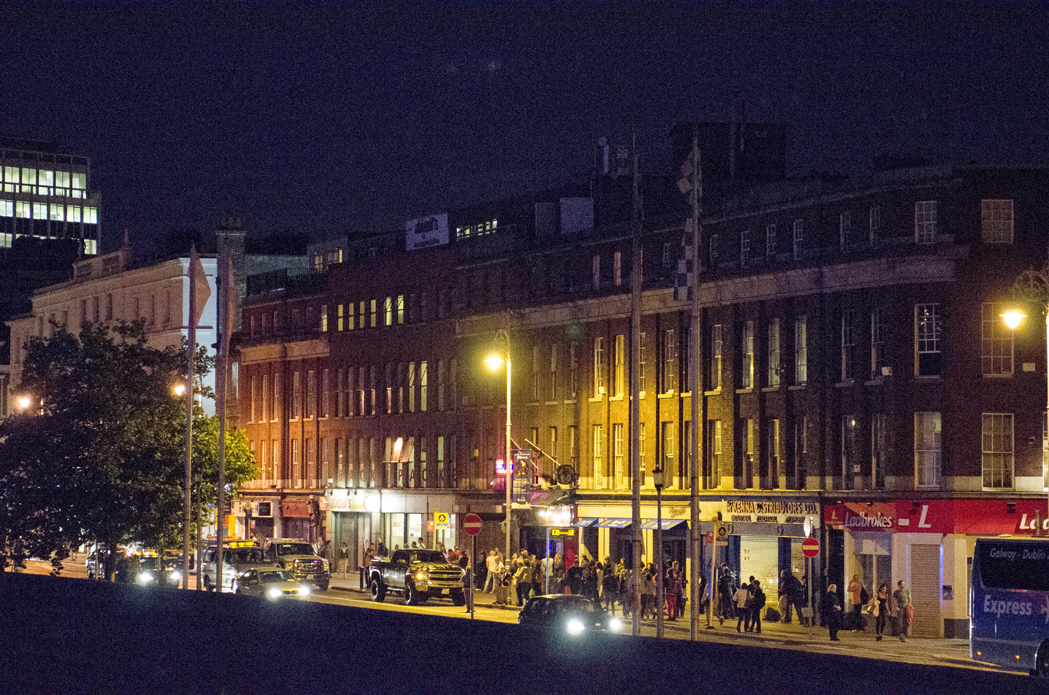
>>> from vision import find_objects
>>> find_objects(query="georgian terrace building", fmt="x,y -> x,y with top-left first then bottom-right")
234,163 -> 1049,639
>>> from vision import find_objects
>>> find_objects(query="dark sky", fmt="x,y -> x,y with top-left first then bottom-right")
2,3 -> 1048,253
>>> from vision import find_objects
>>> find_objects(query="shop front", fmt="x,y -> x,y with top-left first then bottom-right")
231,497 -> 279,543
279,497 -> 317,543
825,497 -> 1049,639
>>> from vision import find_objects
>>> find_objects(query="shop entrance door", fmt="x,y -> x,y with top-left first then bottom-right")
909,544 -> 942,638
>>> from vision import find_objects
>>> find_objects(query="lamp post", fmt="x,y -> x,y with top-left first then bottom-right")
486,329 -> 513,562
653,466 -> 665,639
1005,260 -> 1049,534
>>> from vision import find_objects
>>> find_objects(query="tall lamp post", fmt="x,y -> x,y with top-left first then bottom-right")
653,466 -> 665,639
1004,260 -> 1049,532
485,329 -> 513,561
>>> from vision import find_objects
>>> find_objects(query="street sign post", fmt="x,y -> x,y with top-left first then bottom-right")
462,513 -> 482,620
801,536 -> 820,637
434,511 -> 449,529
802,537 -> 820,558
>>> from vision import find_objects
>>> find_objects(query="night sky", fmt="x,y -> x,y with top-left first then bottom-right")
2,3 -> 1047,253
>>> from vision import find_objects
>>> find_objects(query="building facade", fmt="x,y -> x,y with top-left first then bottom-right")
234,161 -> 1049,638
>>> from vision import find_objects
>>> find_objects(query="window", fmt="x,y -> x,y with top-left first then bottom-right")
795,316 -> 808,384
639,423 -> 647,480
613,334 -> 625,396
569,425 -> 578,469
592,254 -> 601,291
915,200 -> 938,244
839,211 -> 851,251
369,365 -> 377,415
767,418 -> 780,489
306,371 -> 316,419
841,310 -> 856,381
569,342 -> 578,399
293,372 -> 302,419
273,374 -> 282,421
662,421 -> 674,476
707,420 -> 721,488
661,329 -> 677,393
792,219 -> 803,260
793,416 -> 808,490
593,424 -> 604,487
614,251 -> 623,287
397,295 -> 405,324
982,302 -> 1013,375
740,419 -> 755,488
741,321 -> 754,389
663,242 -> 676,270
709,324 -> 722,390
869,206 -> 881,247
261,375 -> 269,421
370,299 -> 377,328
915,412 -> 942,489
871,308 -> 886,379
592,337 -> 605,397
321,305 -> 328,332
740,229 -> 751,267
549,344 -> 559,400
613,423 -> 626,489
272,439 -> 279,482
250,377 -> 257,422
420,361 -> 428,412
291,439 -> 301,487
872,413 -> 887,490
982,413 -> 1013,489
708,234 -> 720,268
321,369 -> 330,418
767,319 -> 780,387
639,332 -> 647,394
842,414 -> 859,490
916,303 -> 942,376
385,297 -> 393,326
981,199 -> 1013,244
766,224 -> 776,259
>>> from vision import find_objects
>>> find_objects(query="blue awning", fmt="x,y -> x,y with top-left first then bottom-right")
641,519 -> 687,530
573,518 -> 598,527
597,518 -> 632,528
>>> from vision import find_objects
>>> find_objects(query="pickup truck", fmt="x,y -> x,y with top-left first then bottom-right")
264,538 -> 330,591
369,548 -> 466,606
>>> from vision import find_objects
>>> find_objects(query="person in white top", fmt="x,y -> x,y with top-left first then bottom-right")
733,582 -> 753,633
483,549 -> 502,592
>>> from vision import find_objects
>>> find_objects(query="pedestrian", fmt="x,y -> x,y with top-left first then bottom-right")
873,583 -> 889,641
750,580 -> 765,633
779,571 -> 794,623
583,558 -> 599,601
483,550 -> 500,592
794,573 -> 809,626
602,560 -> 619,615
338,542 -> 348,576
641,566 -> 656,619
566,556 -> 585,596
697,573 -> 709,615
825,583 -> 843,641
515,558 -> 533,606
847,574 -> 864,631
893,580 -> 912,642
733,581 -> 752,633
665,563 -> 681,621
552,552 -> 565,593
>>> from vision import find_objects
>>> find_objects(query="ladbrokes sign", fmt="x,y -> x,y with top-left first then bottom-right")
826,499 -> 1049,536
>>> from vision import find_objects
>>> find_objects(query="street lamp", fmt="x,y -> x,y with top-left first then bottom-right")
652,466 -> 665,639
16,395 -> 32,411
1004,261 -> 1049,534
486,329 -> 512,562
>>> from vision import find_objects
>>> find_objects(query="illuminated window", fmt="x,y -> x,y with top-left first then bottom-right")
38,169 -> 53,195
67,206 -> 81,222
16,201 -> 29,218
0,200 -> 12,217
21,168 -> 36,193
33,202 -> 47,219
84,207 -> 97,224
50,204 -> 64,221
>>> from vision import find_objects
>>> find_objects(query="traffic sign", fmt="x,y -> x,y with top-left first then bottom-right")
462,513 -> 483,536
714,523 -> 729,546
434,511 -> 449,529
802,536 -> 820,558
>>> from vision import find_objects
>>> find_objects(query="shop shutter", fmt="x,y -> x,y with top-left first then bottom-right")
909,544 -> 941,638
740,537 -> 780,594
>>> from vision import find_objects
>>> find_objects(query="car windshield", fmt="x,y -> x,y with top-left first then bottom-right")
274,543 -> 313,556
259,571 -> 291,584
231,548 -> 266,563
139,557 -> 161,571
412,551 -> 450,564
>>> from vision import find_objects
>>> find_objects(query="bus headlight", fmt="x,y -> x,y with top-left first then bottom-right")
567,619 -> 585,636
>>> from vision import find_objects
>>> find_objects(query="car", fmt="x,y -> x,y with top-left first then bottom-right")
264,538 -> 330,591
113,553 -> 182,587
517,594 -> 624,636
201,541 -> 275,592
233,568 -> 312,600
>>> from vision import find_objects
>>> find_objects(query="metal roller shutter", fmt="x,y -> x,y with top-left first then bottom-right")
740,537 -> 780,594
909,544 -> 942,638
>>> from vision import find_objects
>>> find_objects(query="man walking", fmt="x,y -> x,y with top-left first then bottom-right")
750,580 -> 765,633
483,550 -> 500,592
893,580 -> 911,642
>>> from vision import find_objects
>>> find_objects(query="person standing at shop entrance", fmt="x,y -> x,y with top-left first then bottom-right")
825,584 -> 842,641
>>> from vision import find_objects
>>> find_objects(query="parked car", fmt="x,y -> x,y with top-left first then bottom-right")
114,553 -> 181,588
264,538 -> 330,591
518,595 -> 623,636
233,568 -> 311,600
201,541 -> 275,592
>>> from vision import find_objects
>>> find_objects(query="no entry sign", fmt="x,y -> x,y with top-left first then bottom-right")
802,536 -> 820,558
462,513 -> 483,537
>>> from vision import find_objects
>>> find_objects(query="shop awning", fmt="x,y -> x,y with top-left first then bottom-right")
597,518 -> 632,528
641,519 -> 686,530
574,518 -> 598,527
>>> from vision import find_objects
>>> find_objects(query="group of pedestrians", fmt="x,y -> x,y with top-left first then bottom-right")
731,576 -> 767,633
825,578 -> 912,642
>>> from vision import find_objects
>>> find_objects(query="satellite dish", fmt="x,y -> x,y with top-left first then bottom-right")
555,465 -> 578,487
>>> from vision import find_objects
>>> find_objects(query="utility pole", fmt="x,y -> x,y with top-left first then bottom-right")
629,135 -> 643,635
687,129 -> 703,640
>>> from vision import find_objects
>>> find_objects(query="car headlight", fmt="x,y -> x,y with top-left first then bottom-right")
267,587 -> 282,599
322,559 -> 330,571
136,572 -> 154,585
298,586 -> 310,596
169,570 -> 182,582
415,571 -> 428,581
567,619 -> 585,636
609,617 -> 623,632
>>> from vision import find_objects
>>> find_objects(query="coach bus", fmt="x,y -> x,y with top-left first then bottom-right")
971,536 -> 1049,676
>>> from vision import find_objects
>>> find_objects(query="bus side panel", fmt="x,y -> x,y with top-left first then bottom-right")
971,584 -> 1047,671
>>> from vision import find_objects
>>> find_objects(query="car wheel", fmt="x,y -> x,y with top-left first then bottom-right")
1034,641 -> 1049,677
318,581 -> 329,592
370,578 -> 386,603
452,591 -> 466,606
405,582 -> 420,606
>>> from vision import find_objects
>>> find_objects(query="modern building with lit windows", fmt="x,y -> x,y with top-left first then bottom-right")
232,129 -> 1049,639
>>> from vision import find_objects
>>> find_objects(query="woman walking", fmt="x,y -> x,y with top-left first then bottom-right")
873,583 -> 890,641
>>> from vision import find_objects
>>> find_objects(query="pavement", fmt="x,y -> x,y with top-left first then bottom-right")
326,573 -> 980,671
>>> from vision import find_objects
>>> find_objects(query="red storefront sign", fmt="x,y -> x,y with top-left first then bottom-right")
825,499 -> 1049,536
280,499 -> 313,518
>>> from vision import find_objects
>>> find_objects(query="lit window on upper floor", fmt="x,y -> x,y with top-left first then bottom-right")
455,218 -> 498,241
84,207 -> 97,224
67,205 -> 81,222
981,199 -> 1013,244
84,239 -> 97,255
0,200 -> 11,217
915,200 -> 938,244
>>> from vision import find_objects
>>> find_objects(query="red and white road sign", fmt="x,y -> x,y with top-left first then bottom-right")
801,536 -> 820,558
462,513 -> 483,536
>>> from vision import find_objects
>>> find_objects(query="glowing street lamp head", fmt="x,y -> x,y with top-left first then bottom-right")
1002,310 -> 1026,330
485,355 -> 504,371
17,396 -> 31,410
172,383 -> 187,397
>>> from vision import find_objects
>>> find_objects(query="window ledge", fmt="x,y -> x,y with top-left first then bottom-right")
788,384 -> 807,391
588,396 -> 603,403
704,389 -> 722,396
761,386 -> 781,393
915,375 -> 942,382
609,395 -> 625,402
526,401 -> 541,407
736,387 -> 754,394
834,380 -> 855,388
863,378 -> 885,386
658,392 -> 676,399
982,373 -> 1014,379
545,401 -> 559,406
563,399 -> 578,405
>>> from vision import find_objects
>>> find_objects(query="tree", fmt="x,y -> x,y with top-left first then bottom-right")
0,320 -> 258,574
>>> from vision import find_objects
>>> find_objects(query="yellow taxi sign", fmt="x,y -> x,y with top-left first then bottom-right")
434,511 -> 449,529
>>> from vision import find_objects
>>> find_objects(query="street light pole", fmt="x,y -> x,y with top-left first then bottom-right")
1006,261 -> 1049,533
487,329 -> 513,562
653,467 -> 665,639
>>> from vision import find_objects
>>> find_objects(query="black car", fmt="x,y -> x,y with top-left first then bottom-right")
517,594 -> 624,636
